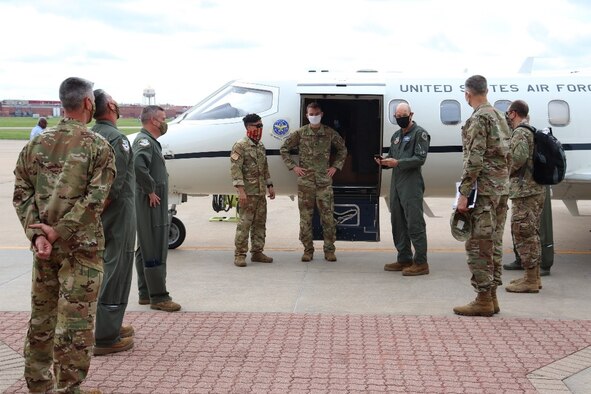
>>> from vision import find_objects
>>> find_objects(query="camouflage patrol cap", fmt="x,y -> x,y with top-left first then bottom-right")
450,210 -> 471,241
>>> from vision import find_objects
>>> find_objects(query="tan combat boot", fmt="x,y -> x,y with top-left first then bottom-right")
234,255 -> 247,267
150,300 -> 182,312
491,286 -> 500,314
509,266 -> 542,290
120,325 -> 134,338
402,262 -> 429,276
536,265 -> 542,289
506,267 -> 539,293
384,261 -> 412,271
94,336 -> 134,356
453,290 -> 495,317
301,250 -> 314,262
324,252 -> 337,261
251,252 -> 273,263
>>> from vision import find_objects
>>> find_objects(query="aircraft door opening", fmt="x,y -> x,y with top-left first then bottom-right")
301,95 -> 383,241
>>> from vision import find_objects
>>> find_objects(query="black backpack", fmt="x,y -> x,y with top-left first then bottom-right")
520,124 -> 567,185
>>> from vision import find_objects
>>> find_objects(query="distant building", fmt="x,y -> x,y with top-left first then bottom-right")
0,99 -> 190,119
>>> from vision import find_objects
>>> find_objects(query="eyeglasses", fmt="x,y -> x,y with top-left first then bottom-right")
250,123 -> 263,128
505,110 -> 514,116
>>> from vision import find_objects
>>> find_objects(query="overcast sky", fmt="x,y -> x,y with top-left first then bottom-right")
1,0 -> 591,105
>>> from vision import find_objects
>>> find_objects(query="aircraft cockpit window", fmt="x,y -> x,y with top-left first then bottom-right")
388,99 -> 409,124
185,86 -> 273,121
548,100 -> 570,127
440,100 -> 461,125
494,100 -> 511,113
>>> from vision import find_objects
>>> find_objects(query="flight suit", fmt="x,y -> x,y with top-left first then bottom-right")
133,129 -> 171,304
13,118 -> 115,393
92,120 -> 136,347
230,137 -> 272,258
280,124 -> 347,254
459,103 -> 511,293
386,122 -> 430,265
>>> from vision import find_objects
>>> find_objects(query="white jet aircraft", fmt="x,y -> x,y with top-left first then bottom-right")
156,70 -> 591,248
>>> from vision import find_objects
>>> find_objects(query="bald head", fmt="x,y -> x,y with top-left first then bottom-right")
395,102 -> 411,117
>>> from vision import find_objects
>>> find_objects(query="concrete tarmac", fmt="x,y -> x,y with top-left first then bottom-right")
0,139 -> 590,393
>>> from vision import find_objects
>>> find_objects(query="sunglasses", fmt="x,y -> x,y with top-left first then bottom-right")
250,123 -> 263,128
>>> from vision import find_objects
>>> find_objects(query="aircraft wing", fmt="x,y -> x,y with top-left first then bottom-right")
563,167 -> 591,182
552,168 -> 591,215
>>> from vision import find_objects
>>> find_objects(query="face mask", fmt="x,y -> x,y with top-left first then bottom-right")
465,92 -> 472,108
87,101 -> 95,124
396,116 -> 411,129
112,103 -> 120,119
247,127 -> 262,142
158,120 -> 168,135
308,114 -> 322,125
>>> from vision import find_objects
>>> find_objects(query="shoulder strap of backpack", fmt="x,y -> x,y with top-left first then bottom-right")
515,124 -> 536,182
519,124 -> 536,133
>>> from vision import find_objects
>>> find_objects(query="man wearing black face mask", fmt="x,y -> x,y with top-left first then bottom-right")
375,102 -> 430,276
92,89 -> 136,355
133,105 -> 181,312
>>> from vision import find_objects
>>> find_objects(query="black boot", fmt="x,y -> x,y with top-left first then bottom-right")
540,267 -> 551,276
503,260 -> 523,270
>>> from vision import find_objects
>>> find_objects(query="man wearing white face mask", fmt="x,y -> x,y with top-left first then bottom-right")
280,102 -> 347,262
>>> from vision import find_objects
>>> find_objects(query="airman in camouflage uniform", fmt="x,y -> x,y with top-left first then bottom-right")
453,75 -> 511,317
280,102 -> 347,262
504,100 -> 545,293
91,89 -> 136,355
231,113 -> 275,267
134,106 -> 181,312
13,77 -> 115,393
378,103 -> 431,276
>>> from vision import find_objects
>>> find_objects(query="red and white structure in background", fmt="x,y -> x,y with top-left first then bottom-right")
0,99 -> 190,119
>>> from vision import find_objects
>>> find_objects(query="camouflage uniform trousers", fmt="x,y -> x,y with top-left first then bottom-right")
465,194 -> 509,292
298,184 -> 336,253
235,195 -> 268,257
492,195 -> 509,287
511,193 -> 545,269
25,247 -> 102,394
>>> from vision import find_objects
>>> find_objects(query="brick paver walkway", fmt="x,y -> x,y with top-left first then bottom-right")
1,311 -> 590,393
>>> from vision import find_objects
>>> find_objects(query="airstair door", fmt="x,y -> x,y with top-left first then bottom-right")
302,95 -> 383,241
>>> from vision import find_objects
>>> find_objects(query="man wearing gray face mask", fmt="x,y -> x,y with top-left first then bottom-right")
375,102 -> 430,276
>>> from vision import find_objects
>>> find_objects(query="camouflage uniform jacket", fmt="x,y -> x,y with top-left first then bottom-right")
13,118 -> 116,261
460,102 -> 511,197
230,137 -> 271,196
510,122 -> 544,199
280,124 -> 347,188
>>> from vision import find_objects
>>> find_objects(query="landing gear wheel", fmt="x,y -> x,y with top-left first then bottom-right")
168,216 -> 186,249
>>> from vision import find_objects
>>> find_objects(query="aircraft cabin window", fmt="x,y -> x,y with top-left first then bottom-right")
185,86 -> 273,121
548,100 -> 570,127
494,100 -> 511,113
440,100 -> 461,125
388,99 -> 409,124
